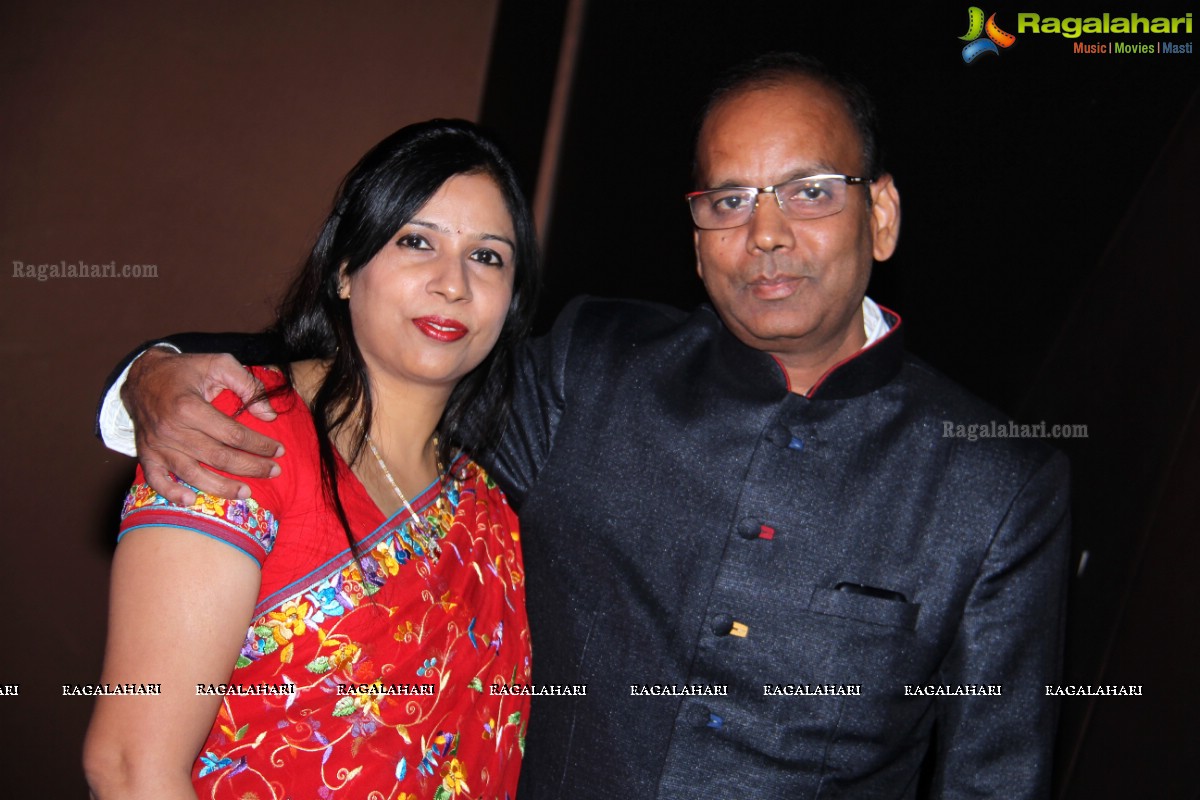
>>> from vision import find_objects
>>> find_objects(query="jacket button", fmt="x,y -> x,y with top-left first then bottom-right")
787,436 -> 805,451
738,520 -> 775,540
689,704 -> 721,729
767,426 -> 791,447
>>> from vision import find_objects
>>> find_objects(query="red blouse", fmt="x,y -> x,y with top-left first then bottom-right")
119,367 -> 531,800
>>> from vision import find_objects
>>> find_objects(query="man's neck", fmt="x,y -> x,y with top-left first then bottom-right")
780,298 -> 887,395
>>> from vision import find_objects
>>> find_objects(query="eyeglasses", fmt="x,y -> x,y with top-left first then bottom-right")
686,174 -> 872,230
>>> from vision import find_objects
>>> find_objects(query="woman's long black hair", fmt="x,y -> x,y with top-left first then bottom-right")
268,119 -> 540,555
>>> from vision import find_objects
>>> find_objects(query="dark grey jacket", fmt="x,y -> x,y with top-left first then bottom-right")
494,297 -> 1069,799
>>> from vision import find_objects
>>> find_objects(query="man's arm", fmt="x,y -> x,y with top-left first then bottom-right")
931,450 -> 1071,799
97,332 -> 289,505
476,298 -> 590,508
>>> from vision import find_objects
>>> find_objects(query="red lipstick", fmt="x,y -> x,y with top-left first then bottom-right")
413,315 -> 468,342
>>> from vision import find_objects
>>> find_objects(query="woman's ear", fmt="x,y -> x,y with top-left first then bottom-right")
337,263 -> 351,300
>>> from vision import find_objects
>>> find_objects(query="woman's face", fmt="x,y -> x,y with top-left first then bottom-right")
341,172 -> 517,395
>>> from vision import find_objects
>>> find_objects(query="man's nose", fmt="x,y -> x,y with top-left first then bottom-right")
746,192 -> 796,253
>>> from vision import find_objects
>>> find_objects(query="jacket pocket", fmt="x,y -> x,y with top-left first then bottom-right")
807,586 -> 920,631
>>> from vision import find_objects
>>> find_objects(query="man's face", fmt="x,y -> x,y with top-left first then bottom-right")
693,78 -> 900,379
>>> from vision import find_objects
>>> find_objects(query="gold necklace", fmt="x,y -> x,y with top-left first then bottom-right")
363,432 -> 443,536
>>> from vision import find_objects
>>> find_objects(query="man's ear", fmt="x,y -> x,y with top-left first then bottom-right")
869,174 -> 901,262
693,229 -> 705,280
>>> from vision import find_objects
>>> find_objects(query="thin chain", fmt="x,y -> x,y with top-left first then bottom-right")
364,433 -> 443,535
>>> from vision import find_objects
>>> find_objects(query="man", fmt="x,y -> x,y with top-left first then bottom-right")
101,54 -> 1069,797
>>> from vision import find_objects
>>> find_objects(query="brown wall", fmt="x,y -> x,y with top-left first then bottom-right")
0,2 -> 498,792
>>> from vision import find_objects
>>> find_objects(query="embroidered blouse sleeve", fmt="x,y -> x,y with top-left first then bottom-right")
117,368 -> 298,567
119,480 -> 280,567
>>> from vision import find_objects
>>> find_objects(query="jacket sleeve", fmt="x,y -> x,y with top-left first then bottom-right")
94,331 -> 288,452
932,449 -> 1071,799
478,299 -> 589,510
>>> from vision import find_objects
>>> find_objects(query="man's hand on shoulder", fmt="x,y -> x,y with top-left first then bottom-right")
124,349 -> 284,505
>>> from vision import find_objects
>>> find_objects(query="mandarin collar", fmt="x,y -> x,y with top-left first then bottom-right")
707,304 -> 904,401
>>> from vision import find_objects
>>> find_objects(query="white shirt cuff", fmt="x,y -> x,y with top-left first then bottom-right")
99,343 -> 182,456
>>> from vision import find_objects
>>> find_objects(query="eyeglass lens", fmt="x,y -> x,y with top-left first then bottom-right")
690,176 -> 848,229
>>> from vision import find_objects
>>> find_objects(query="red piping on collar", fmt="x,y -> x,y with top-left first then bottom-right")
770,354 -> 795,393
769,304 -> 904,398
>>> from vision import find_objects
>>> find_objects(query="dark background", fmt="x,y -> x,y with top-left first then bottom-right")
2,1 -> 1197,795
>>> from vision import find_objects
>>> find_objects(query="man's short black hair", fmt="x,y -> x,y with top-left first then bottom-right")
695,52 -> 884,183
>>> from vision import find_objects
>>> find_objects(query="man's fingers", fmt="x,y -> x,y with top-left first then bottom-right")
205,354 -> 277,422
168,391 -> 284,461
243,394 -> 280,423
143,441 -> 255,503
142,461 -> 197,506
125,349 -> 283,499
209,410 -> 284,461
154,413 -> 280,480
159,451 -> 253,501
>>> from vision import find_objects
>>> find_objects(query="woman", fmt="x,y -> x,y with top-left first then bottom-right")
84,119 -> 540,799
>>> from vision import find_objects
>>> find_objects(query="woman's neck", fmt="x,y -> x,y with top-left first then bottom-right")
291,358 -> 448,508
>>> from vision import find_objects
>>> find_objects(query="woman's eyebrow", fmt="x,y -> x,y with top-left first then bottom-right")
408,219 -> 514,249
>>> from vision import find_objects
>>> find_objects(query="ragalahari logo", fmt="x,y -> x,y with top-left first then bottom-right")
960,7 -> 1017,62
